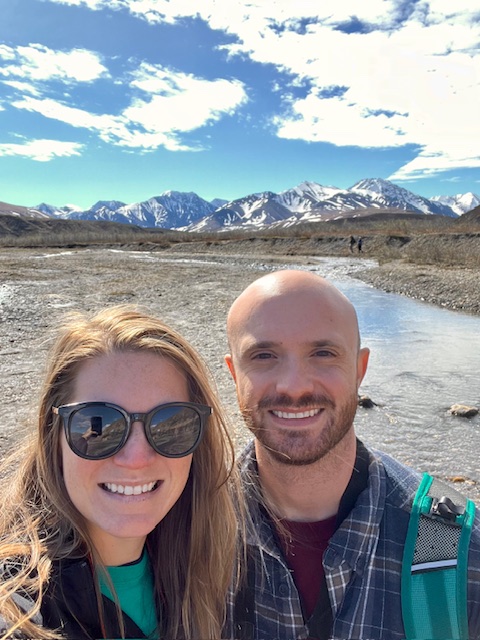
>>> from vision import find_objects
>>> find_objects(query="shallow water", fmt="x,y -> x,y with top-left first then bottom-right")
306,257 -> 480,501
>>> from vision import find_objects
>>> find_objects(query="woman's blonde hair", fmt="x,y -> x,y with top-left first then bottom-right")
0,305 -> 238,639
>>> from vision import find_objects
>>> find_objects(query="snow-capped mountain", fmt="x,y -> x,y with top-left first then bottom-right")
45,192 -> 216,228
350,179 -> 457,217
31,179 -> 479,232
0,201 -> 50,219
73,200 -> 126,218
430,192 -> 480,216
188,179 -> 461,231
275,181 -> 341,214
186,192 -> 291,232
209,197 -> 229,209
35,202 -> 84,218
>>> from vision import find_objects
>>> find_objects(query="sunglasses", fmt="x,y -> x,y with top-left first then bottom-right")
53,401 -> 211,460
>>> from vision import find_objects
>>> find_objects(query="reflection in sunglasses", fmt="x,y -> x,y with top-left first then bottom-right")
150,409 -> 199,455
55,401 -> 210,460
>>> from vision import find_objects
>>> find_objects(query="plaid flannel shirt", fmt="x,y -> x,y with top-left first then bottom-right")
226,441 -> 480,640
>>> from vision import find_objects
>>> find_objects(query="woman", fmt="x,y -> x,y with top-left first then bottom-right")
0,306 -> 238,639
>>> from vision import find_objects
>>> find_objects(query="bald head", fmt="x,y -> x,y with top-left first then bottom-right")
227,270 -> 361,355
225,270 -> 369,467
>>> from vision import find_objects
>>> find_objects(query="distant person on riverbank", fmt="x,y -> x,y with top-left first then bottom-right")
0,306 -> 238,640
225,269 -> 480,640
349,235 -> 356,253
357,236 -> 363,252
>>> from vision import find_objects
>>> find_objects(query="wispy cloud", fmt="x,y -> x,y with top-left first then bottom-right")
442,176 -> 462,183
126,63 -> 248,149
0,138 -> 84,161
2,80 -> 42,96
0,43 -> 108,83
10,63 -> 248,153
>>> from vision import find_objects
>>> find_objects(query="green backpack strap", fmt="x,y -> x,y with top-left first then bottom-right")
402,473 -> 475,640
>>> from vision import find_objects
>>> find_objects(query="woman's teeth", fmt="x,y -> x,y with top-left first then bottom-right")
103,481 -> 157,495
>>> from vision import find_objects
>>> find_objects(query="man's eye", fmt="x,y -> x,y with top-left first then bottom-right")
253,352 -> 273,360
314,350 -> 334,357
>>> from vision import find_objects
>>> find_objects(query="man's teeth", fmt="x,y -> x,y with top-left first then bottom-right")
272,409 -> 320,419
104,482 -> 157,495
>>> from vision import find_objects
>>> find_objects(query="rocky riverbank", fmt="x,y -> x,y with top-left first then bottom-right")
354,261 -> 480,316
162,236 -> 480,316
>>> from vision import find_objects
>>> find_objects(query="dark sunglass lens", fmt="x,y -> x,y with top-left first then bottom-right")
150,406 -> 201,456
69,406 -> 126,458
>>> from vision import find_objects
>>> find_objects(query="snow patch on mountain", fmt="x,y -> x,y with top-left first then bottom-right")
350,178 -> 457,217
275,181 -> 341,213
35,202 -> 83,218
431,192 -> 480,216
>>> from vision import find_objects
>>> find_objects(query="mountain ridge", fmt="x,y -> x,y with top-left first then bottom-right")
4,179 -> 478,232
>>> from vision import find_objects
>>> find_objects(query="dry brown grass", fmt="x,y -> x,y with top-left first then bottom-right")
1,212 -> 479,268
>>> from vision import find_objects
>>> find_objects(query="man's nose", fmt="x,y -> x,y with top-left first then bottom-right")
113,422 -> 157,467
275,357 -> 315,398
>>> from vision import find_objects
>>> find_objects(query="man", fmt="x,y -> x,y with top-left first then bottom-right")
225,269 -> 480,640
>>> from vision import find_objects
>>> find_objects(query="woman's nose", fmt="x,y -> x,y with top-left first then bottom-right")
113,422 -> 157,467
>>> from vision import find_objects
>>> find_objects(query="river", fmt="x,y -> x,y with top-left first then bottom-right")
303,257 -> 480,502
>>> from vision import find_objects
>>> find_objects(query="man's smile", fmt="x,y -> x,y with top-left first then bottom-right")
270,408 -> 323,420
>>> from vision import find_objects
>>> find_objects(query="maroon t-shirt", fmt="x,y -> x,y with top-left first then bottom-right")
278,515 -> 337,619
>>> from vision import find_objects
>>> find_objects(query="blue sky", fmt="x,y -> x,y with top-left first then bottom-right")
1,0 -> 479,209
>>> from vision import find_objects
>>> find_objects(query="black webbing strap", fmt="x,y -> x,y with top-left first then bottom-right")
305,571 -> 333,640
233,552 -> 256,640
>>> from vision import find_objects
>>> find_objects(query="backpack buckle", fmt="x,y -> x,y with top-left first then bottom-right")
428,496 -> 464,524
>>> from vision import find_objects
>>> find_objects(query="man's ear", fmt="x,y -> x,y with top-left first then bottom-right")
357,347 -> 370,387
225,354 -> 236,381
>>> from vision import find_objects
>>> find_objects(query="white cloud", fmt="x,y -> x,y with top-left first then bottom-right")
41,0 -> 115,7
389,149 -> 480,182
273,95 -> 411,148
127,63 -> 247,142
0,43 -> 108,83
24,1 -> 480,178
13,96 -> 123,131
2,80 -> 42,96
12,64 -> 248,151
56,0 -> 477,180
0,138 -> 84,161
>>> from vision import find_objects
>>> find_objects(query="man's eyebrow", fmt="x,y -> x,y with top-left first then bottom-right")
310,340 -> 339,349
242,340 -> 278,351
240,339 -> 341,353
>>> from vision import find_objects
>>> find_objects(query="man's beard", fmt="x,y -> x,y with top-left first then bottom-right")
240,392 -> 358,466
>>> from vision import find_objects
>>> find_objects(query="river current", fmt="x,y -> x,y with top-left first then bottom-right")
301,257 -> 480,502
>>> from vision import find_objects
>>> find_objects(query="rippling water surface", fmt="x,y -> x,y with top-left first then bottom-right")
305,257 -> 480,502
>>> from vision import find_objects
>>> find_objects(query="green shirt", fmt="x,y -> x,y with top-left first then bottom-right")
98,550 -> 158,638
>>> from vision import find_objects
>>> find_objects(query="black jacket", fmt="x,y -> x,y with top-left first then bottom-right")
1,557 -> 149,639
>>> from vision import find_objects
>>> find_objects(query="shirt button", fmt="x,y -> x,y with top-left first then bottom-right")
278,583 -> 289,596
